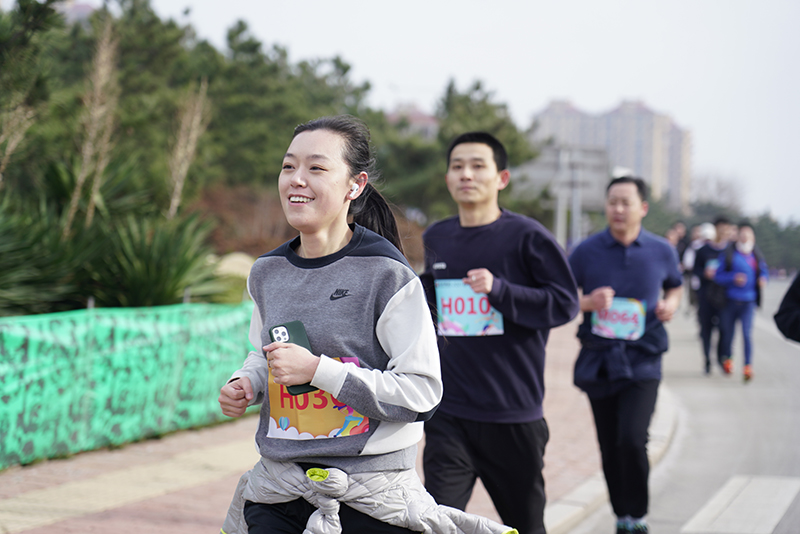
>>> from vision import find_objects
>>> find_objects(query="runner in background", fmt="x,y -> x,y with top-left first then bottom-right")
420,132 -> 579,534
713,221 -> 769,382
672,221 -> 689,263
691,216 -> 735,374
681,223 -> 716,317
568,176 -> 682,534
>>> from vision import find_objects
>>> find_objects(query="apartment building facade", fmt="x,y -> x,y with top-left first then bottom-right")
530,100 -> 692,213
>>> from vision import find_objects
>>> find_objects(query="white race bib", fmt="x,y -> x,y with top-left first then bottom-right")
591,297 -> 646,340
434,279 -> 504,336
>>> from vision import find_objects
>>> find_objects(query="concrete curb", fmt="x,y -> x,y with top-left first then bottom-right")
543,384 -> 680,534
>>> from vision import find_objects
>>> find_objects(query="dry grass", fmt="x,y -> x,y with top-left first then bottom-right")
0,96 -> 35,190
167,77 -> 210,220
63,16 -> 119,238
85,80 -> 118,227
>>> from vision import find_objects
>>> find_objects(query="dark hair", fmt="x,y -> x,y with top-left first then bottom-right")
606,176 -> 648,201
713,215 -> 731,226
291,115 -> 403,254
738,219 -> 754,230
446,131 -> 508,171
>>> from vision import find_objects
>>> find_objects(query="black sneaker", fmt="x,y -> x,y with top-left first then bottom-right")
630,522 -> 649,533
616,520 -> 630,533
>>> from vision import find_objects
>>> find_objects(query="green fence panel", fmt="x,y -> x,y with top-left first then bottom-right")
0,302 -> 255,471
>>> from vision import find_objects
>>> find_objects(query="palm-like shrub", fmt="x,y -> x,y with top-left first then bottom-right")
1,181 -> 234,315
88,214 -> 224,308
0,199 -> 102,316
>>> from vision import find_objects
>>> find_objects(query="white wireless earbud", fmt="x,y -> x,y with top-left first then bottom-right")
349,184 -> 359,199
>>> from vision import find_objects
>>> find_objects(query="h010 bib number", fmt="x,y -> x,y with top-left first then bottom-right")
434,279 -> 504,336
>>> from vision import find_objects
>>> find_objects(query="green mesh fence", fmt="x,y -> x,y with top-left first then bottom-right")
0,302 -> 255,471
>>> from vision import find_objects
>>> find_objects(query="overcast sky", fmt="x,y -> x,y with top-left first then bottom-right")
8,0 -> 799,223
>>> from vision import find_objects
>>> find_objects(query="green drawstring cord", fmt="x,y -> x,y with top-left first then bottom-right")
306,467 -> 330,481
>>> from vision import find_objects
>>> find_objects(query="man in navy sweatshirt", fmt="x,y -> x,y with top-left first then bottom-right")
420,132 -> 580,534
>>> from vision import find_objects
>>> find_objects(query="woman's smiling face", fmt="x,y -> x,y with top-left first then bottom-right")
279,129 -> 354,236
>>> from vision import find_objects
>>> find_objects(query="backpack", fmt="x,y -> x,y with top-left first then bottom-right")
705,279 -> 728,310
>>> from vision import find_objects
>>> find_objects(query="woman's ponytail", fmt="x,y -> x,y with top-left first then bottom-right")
350,183 -> 403,254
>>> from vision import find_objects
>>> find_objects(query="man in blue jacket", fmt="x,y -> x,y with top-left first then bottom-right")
713,221 -> 768,382
568,176 -> 682,534
420,132 -> 579,534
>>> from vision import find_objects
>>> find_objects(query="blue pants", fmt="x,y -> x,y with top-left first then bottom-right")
720,300 -> 756,366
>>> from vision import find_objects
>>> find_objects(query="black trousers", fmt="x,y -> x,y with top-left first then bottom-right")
589,379 -> 659,519
243,498 -> 416,533
423,412 -> 549,534
698,294 -> 724,369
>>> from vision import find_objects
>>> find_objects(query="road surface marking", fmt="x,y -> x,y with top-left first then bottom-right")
681,475 -> 800,534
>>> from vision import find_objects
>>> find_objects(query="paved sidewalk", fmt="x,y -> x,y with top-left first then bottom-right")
0,320 -> 679,533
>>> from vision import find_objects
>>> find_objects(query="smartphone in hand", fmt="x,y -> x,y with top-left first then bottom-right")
268,320 -> 318,396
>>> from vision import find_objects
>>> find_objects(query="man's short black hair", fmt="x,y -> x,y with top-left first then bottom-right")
446,132 -> 508,171
713,215 -> 731,226
606,176 -> 648,202
738,219 -> 754,230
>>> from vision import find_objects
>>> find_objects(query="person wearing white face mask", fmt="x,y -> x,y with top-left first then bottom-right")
713,221 -> 769,382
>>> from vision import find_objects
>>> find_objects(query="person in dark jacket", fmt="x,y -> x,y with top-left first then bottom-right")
775,272 -> 800,342
568,177 -> 682,534
420,132 -> 579,534
691,216 -> 735,374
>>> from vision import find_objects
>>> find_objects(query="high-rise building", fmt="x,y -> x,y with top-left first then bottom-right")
530,100 -> 692,213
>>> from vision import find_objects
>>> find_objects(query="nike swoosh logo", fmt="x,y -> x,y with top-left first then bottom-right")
330,290 -> 352,301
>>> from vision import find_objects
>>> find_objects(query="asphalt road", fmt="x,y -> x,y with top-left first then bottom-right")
568,278 -> 800,534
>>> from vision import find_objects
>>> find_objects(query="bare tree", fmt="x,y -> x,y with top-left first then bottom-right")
691,172 -> 744,212
167,77 -> 210,220
63,16 -> 119,238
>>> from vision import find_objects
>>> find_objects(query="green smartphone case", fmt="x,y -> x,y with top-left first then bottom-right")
267,320 -> 318,396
